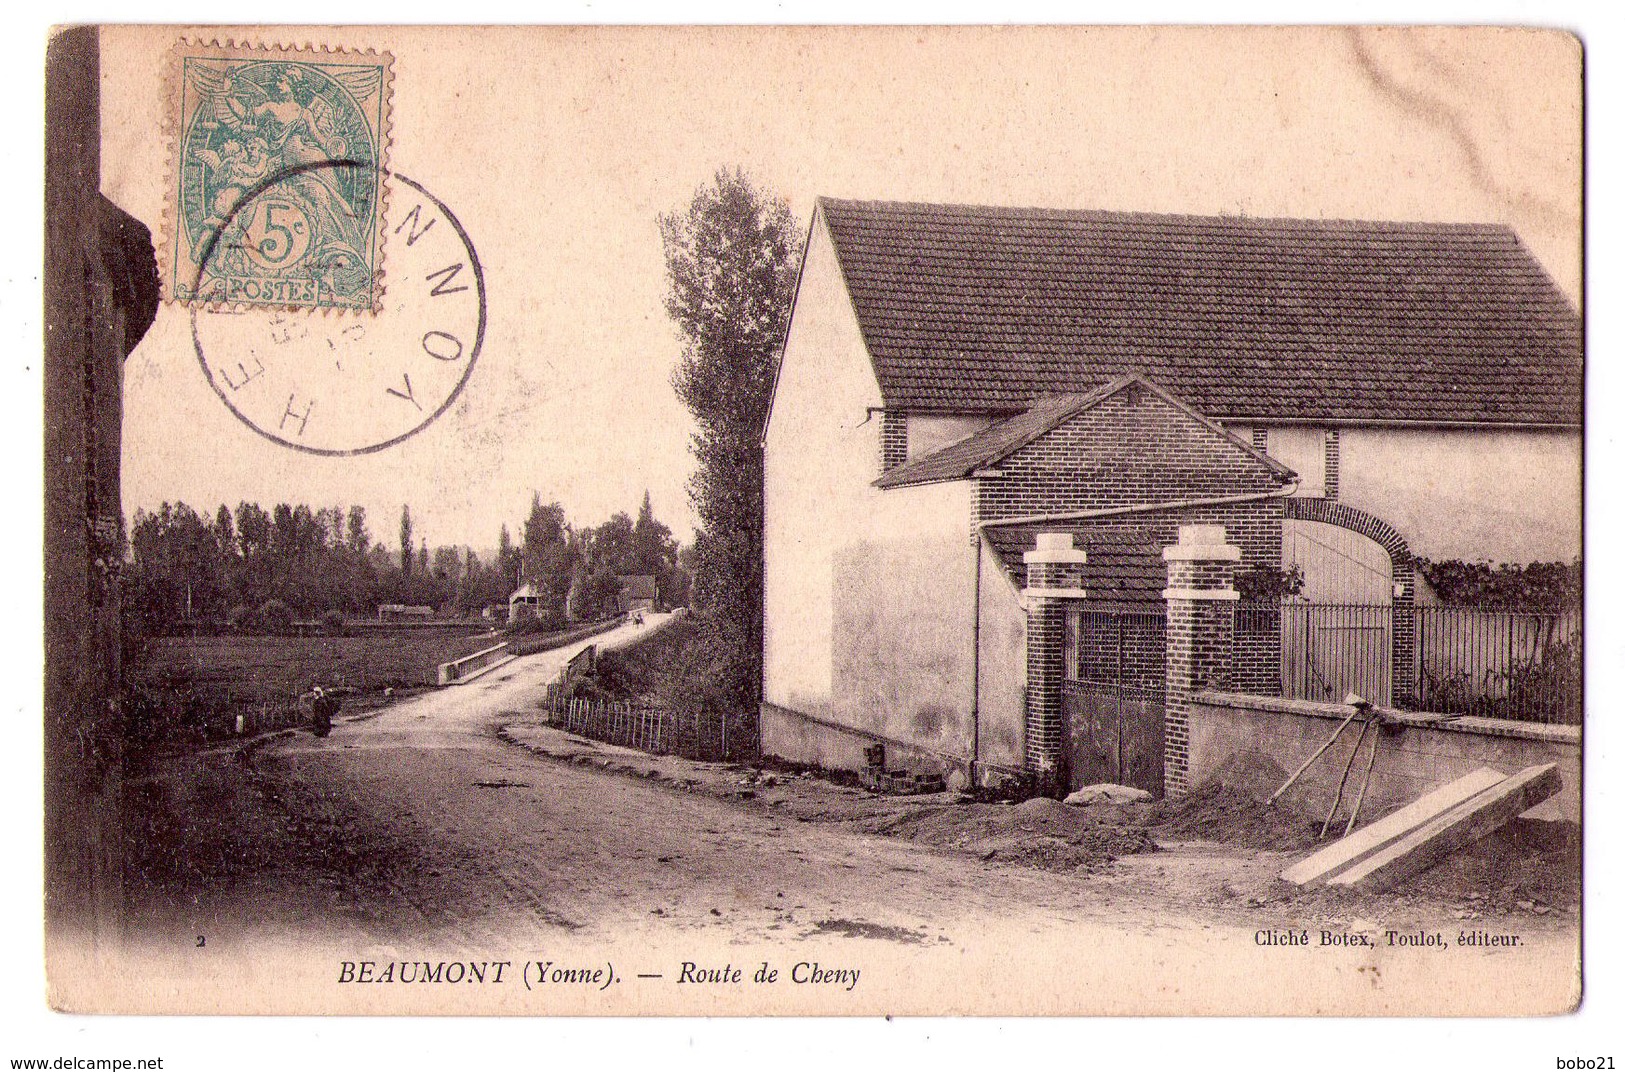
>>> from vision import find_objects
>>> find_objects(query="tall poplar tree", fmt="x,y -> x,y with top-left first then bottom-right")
399,505 -> 413,578
660,169 -> 799,717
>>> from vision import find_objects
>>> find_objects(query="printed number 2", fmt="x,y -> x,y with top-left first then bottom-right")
195,935 -> 206,948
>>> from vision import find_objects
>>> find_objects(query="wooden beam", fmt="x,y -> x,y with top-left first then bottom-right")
1326,764 -> 1562,891
1280,766 -> 1507,888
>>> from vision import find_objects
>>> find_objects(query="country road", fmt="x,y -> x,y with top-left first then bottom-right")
82,614 -> 1578,1016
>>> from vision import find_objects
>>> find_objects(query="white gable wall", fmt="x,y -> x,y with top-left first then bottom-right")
763,212 -> 982,772
762,211 -> 885,720
975,535 -> 1026,771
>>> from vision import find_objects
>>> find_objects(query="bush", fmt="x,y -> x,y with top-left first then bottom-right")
225,604 -> 252,632
256,598 -> 295,635
320,609 -> 347,635
1236,565 -> 1305,601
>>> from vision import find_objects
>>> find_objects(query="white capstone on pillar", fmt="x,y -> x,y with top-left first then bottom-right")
1161,524 -> 1241,796
1022,532 -> 1088,791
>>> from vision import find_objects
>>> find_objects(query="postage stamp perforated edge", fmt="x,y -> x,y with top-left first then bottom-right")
158,37 -> 395,316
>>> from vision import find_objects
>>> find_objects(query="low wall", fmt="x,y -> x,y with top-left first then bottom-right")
437,643 -> 511,685
1187,691 -> 1580,822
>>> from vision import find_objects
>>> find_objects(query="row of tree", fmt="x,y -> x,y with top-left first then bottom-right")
125,491 -> 688,636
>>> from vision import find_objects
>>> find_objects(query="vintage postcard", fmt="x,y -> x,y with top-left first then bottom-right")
41,24 -> 1583,1021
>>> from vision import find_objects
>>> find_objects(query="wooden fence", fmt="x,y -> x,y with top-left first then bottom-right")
543,694 -> 727,761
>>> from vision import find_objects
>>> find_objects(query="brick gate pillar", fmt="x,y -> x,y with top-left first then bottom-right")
1391,560 -> 1417,706
1023,532 -> 1089,791
1162,524 -> 1240,796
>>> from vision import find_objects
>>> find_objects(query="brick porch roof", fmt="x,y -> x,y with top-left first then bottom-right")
875,374 -> 1294,489
819,198 -> 1582,426
985,525 -> 1165,607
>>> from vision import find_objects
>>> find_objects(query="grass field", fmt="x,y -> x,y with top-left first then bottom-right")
135,630 -> 503,708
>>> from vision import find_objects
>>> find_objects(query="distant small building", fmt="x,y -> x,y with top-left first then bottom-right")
618,575 -> 658,614
377,603 -> 434,621
508,583 -> 545,622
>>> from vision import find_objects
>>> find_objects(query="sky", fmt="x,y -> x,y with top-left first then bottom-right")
101,25 -> 1581,553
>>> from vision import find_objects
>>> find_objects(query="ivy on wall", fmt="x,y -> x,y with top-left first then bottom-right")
1414,558 -> 1582,611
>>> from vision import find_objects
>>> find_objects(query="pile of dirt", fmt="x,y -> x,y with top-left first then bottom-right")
1140,753 -> 1324,852
1403,817 -> 1581,910
1142,782 -> 1323,852
858,795 -> 1157,873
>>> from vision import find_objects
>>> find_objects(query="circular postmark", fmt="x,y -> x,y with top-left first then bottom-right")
191,166 -> 485,456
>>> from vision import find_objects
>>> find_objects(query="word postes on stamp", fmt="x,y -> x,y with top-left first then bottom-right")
193,171 -> 485,455
166,42 -> 393,312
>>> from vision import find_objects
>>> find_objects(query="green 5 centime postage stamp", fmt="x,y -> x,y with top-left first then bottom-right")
165,42 -> 393,311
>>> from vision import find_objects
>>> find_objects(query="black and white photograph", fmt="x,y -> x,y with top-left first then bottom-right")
22,14 -> 1604,1052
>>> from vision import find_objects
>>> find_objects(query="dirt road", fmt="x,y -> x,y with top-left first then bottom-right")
92,615 -> 1578,1016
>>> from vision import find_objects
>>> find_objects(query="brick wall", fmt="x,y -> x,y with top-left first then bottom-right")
1324,429 -> 1341,500
975,385 -> 1296,790
879,409 -> 908,473
971,386 -> 1287,687
972,385 -> 1286,692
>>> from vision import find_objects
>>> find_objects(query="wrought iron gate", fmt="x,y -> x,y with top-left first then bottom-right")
1062,606 -> 1167,796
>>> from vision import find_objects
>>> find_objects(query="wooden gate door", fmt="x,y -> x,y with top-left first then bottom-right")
1062,607 -> 1166,796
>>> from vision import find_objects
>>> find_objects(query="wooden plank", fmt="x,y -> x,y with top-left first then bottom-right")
1326,763 -> 1562,891
1280,766 -> 1507,888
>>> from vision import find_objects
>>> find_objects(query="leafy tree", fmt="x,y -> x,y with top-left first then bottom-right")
315,506 -> 345,549
128,502 -> 225,631
212,504 -> 237,600
631,490 -> 679,576
592,511 -> 637,575
459,547 -> 483,614
521,493 -> 574,619
660,168 -> 799,717
257,598 -> 294,634
345,505 -> 370,555
580,565 -> 623,620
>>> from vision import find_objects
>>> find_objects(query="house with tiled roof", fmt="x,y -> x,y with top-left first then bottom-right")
760,197 -> 1581,794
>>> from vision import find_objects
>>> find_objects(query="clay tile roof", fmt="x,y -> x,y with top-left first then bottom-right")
874,389 -> 1104,489
818,197 -> 1582,426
